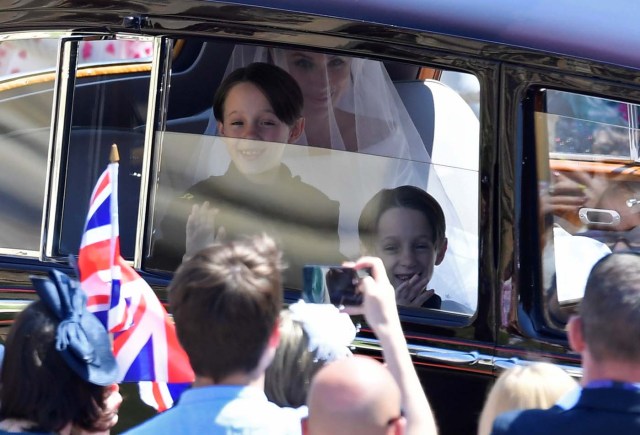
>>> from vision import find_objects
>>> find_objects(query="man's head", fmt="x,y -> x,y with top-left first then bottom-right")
304,356 -> 405,435
168,234 -> 284,382
568,252 -> 640,365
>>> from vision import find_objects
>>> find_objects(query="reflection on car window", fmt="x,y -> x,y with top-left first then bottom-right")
545,89 -> 639,159
0,39 -> 153,79
147,40 -> 480,314
0,36 -> 153,256
0,36 -> 60,253
536,89 -> 640,312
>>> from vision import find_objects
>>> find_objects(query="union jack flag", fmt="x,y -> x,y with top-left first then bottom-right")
78,158 -> 131,332
78,146 -> 194,410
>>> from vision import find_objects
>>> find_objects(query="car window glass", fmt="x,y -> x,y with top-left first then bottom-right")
0,37 -> 154,256
146,39 -> 480,315
535,88 -> 640,321
0,36 -> 60,254
57,37 -> 153,260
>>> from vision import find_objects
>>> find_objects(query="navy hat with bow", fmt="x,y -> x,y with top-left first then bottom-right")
31,269 -> 119,386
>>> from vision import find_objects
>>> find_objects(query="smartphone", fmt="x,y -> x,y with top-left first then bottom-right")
302,265 -> 370,306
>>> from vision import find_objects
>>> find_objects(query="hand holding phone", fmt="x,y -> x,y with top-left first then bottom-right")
303,265 -> 370,306
341,257 -> 401,331
325,266 -> 368,306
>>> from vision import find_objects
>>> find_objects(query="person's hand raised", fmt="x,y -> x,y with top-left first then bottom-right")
183,201 -> 226,262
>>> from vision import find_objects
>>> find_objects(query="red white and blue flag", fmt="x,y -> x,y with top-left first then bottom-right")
78,147 -> 193,411
78,159 -> 131,333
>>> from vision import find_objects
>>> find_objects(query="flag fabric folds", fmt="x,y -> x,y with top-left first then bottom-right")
139,381 -> 192,412
78,152 -> 194,410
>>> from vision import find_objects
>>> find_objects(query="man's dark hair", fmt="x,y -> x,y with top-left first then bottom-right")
213,62 -> 303,126
581,252 -> 640,362
169,234 -> 284,381
358,185 -> 446,251
0,301 -> 107,432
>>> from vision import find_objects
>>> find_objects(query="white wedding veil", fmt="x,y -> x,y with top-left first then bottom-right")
187,43 -> 478,311
221,45 -> 430,162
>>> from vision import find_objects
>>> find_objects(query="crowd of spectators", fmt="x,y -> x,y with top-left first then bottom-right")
0,236 -> 639,434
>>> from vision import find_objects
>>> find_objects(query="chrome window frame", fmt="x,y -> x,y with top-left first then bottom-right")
0,31 -> 166,264
0,31 -> 76,258
0,32 -> 157,260
134,36 -> 171,269
43,36 -> 81,261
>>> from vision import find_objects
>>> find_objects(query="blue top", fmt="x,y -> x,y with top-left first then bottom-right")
124,385 -> 303,435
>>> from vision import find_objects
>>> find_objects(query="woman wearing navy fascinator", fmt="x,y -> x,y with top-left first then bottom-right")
0,270 -> 122,435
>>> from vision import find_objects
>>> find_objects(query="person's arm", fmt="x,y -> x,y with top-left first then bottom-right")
346,256 -> 438,435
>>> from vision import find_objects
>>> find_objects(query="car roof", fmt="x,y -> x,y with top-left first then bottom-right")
215,0 -> 640,71
4,0 -> 640,71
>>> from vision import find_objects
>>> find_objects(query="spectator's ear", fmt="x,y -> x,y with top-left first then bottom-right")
267,321 -> 281,351
435,238 -> 448,266
217,120 -> 225,136
288,117 -> 305,143
567,315 -> 585,353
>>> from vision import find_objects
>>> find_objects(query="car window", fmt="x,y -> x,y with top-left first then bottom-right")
146,39 -> 480,315
56,37 -> 153,260
0,36 -> 60,254
0,36 -> 154,257
534,88 -> 640,320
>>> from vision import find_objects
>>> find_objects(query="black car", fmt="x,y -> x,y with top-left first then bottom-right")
1,1 -> 639,433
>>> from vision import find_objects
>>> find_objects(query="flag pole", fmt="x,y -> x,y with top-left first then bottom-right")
110,143 -> 120,163
109,144 -> 122,332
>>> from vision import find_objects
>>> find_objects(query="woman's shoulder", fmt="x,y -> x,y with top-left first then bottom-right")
334,108 -> 398,154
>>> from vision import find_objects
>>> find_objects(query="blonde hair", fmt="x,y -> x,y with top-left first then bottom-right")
477,362 -> 578,435
264,310 -> 324,408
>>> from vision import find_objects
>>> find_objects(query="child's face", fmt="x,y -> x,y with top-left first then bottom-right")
374,207 -> 446,289
218,81 -> 302,175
